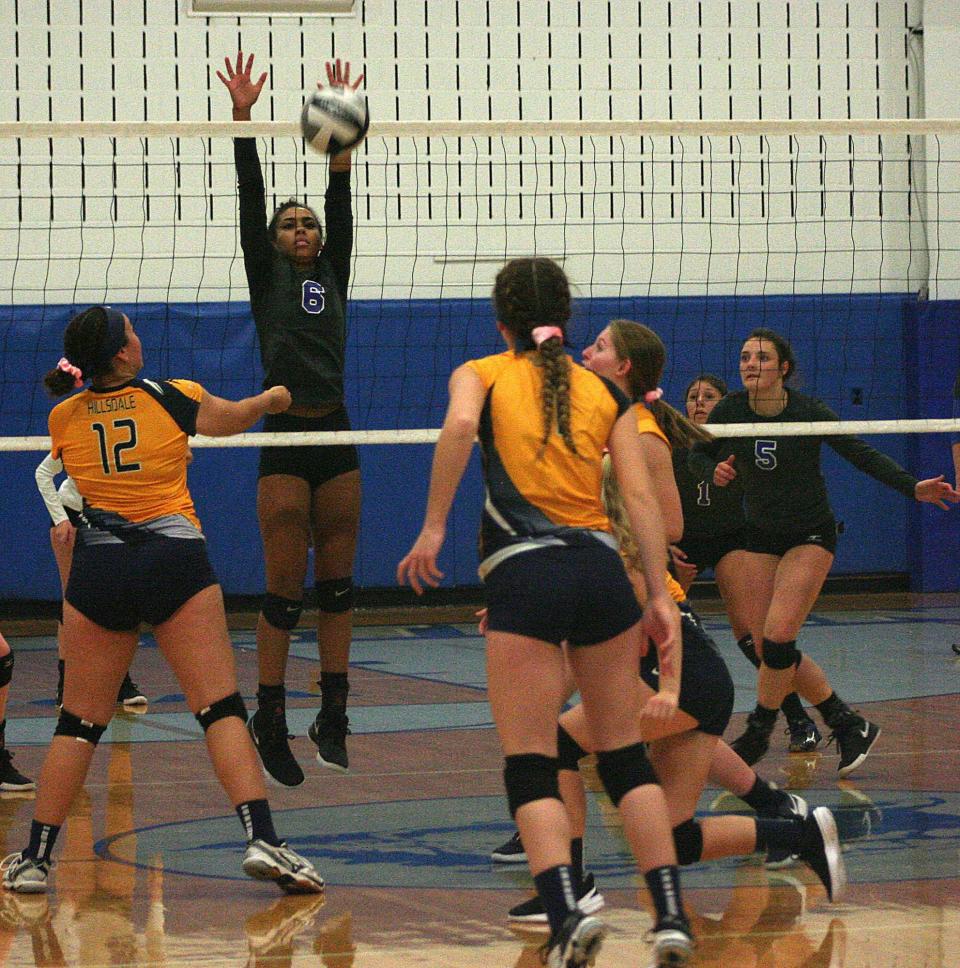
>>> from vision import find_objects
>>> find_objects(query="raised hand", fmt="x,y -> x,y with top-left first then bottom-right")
216,51 -> 267,119
713,453 -> 737,487
320,58 -> 364,91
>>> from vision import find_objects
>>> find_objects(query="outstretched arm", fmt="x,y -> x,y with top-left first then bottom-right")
397,365 -> 485,594
195,385 -> 291,437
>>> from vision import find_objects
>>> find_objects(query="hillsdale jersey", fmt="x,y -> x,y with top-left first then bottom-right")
48,378 -> 202,545
235,137 -> 353,408
465,351 -> 630,577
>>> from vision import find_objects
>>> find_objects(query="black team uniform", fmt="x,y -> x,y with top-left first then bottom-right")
235,137 -> 358,779
689,388 -> 917,774
672,447 -> 822,753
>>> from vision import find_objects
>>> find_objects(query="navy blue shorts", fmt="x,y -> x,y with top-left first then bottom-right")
484,542 -> 643,647
745,516 -> 839,557
258,407 -> 360,491
640,602 -> 734,736
66,537 -> 218,632
675,528 -> 748,574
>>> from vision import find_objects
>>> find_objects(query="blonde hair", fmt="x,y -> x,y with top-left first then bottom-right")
601,454 -> 643,575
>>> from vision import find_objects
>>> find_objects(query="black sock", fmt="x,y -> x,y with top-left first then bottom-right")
320,673 -> 349,715
0,718 -> 6,749
753,703 -> 779,727
780,692 -> 806,721
25,820 -> 61,863
815,692 -> 851,729
257,683 -> 286,719
533,864 -> 578,936
570,837 -> 584,891
737,634 -> 761,669
740,775 -> 783,816
236,799 -> 282,847
645,865 -> 686,926
755,817 -> 803,854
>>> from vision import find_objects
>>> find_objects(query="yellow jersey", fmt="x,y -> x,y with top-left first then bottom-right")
48,378 -> 203,539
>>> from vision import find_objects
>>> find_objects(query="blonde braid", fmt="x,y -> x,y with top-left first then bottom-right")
601,455 -> 643,574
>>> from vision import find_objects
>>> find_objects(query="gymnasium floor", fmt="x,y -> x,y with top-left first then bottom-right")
0,595 -> 957,967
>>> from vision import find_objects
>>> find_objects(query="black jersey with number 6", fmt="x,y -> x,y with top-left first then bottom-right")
234,138 -> 352,408
688,389 -> 918,531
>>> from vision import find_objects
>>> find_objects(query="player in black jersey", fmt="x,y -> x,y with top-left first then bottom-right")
690,328 -> 959,775
673,374 -> 822,755
219,53 -> 362,782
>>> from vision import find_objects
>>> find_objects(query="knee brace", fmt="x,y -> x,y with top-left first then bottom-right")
54,708 -> 107,746
195,692 -> 247,732
761,638 -> 801,670
595,742 -> 659,807
261,592 -> 303,631
0,651 -> 13,688
557,724 -> 587,772
503,754 -> 560,818
672,818 -> 704,866
316,576 -> 353,614
736,634 -> 761,669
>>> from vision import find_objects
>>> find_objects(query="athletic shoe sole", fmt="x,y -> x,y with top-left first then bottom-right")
491,851 -> 527,863
810,806 -> 847,902
314,752 -> 349,774
651,927 -> 694,967
0,780 -> 36,793
508,887 -> 606,924
242,846 -> 324,895
558,915 -> 606,968
837,725 -> 881,778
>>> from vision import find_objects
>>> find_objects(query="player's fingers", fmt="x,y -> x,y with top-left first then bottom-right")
235,50 -> 243,73
352,71 -> 365,90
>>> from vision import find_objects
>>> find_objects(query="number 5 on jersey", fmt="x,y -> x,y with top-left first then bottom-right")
755,439 -> 777,470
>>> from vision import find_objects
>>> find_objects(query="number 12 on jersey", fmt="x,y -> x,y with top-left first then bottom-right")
92,418 -> 141,474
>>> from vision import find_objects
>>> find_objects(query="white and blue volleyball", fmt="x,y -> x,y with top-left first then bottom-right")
300,86 -> 369,155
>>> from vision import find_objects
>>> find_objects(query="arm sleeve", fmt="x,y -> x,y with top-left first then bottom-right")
322,169 -> 354,304
233,137 -> 272,287
817,398 -> 918,498
35,454 -> 69,525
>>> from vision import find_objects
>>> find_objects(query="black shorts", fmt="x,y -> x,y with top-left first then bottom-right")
675,528 -> 748,574
744,516 -> 839,557
65,537 -> 218,632
258,407 -> 360,491
640,602 -> 734,736
484,542 -> 643,647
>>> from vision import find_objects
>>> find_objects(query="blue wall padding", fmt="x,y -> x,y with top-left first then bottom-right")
0,292 -> 953,598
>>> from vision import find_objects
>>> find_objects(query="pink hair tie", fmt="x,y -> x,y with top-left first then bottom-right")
57,358 -> 84,389
644,387 -> 664,403
531,325 -> 564,347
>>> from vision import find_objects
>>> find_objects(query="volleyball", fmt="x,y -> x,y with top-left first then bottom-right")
300,86 -> 369,155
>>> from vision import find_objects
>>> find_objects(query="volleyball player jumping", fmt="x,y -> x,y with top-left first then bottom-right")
689,328 -> 959,772
399,260 -> 693,968
219,52 -> 362,781
2,306 -> 322,895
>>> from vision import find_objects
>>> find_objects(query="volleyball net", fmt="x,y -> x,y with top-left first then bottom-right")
0,119 -> 957,592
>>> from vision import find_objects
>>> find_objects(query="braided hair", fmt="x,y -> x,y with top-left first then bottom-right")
493,257 -> 578,454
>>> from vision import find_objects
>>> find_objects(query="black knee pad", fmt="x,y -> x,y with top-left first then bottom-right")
0,651 -> 13,688
761,638 -> 801,670
316,576 -> 353,613
736,634 -> 761,669
54,708 -> 107,746
557,724 -> 587,772
596,742 -> 659,807
503,754 -> 560,818
261,593 -> 303,631
672,818 -> 704,866
195,692 -> 247,732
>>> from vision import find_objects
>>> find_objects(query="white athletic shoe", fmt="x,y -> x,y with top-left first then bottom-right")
1,853 -> 50,894
242,840 -> 324,895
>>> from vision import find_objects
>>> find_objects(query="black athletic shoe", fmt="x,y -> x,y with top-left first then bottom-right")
796,806 -> 847,902
648,915 -> 695,967
308,711 -> 350,772
117,674 -> 147,708
248,711 -> 305,787
491,830 -> 526,864
0,750 -> 34,792
786,715 -> 822,753
730,710 -> 775,766
828,715 -> 881,778
764,792 -> 809,868
508,872 -> 605,924
540,911 -> 606,968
